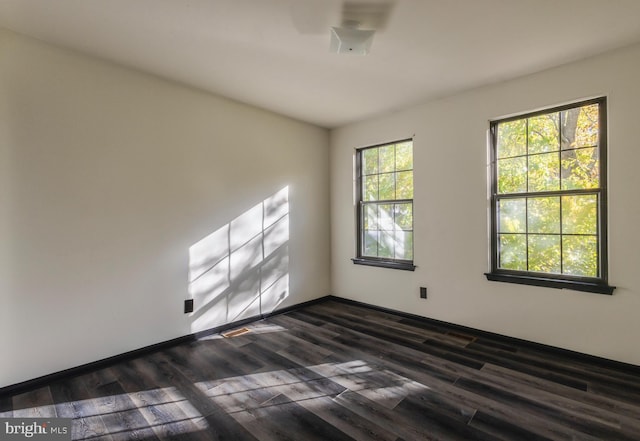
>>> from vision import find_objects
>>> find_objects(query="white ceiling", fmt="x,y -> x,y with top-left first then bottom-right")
1,0 -> 640,128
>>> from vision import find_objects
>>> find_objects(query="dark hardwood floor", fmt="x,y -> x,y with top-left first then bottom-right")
2,299 -> 640,440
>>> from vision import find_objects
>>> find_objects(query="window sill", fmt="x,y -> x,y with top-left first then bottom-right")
352,258 -> 416,271
484,272 -> 615,295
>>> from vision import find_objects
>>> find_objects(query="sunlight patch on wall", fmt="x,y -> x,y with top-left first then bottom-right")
188,187 -> 290,333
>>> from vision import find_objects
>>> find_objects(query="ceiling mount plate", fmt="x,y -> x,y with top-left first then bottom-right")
329,27 -> 375,55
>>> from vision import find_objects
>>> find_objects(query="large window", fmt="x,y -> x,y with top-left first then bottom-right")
486,97 -> 614,294
353,140 -> 415,271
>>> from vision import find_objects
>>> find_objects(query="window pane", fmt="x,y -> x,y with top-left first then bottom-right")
363,175 -> 378,201
562,236 -> 598,277
562,104 -> 598,150
396,171 -> 413,199
528,113 -> 559,154
363,204 -> 378,230
499,234 -> 526,270
378,173 -> 396,201
379,173 -> 395,200
497,119 -> 526,159
378,204 -> 394,230
497,156 -> 527,194
396,142 -> 413,170
528,152 -> 559,192
562,195 -> 597,235
378,230 -> 394,258
363,148 -> 378,175
363,230 -> 379,257
395,203 -> 412,230
528,197 -> 560,234
395,231 -> 413,260
379,145 -> 395,173
561,147 -> 599,190
528,235 -> 561,273
498,198 -> 525,233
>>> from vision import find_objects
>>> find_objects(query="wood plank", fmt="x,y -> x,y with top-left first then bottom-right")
49,376 -> 114,441
232,399 -> 358,441
474,363 -> 640,433
468,411 -> 556,441
313,302 -> 473,347
295,396 -> 399,441
465,339 -> 640,394
12,386 -> 57,418
0,395 -> 13,418
454,376 -> 638,441
146,351 -> 260,441
421,337 -> 590,390
480,363 -> 640,420
90,367 -> 208,441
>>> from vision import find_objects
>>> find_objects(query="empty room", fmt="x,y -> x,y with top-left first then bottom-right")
1,1 -> 639,440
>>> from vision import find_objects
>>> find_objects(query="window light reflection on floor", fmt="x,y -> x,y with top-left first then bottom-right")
9,387 -> 208,439
195,360 -> 429,415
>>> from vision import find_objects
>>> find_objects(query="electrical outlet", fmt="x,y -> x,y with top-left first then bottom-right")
419,287 -> 427,299
184,299 -> 194,313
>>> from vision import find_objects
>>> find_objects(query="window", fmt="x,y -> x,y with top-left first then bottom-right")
486,97 -> 614,294
353,139 -> 415,271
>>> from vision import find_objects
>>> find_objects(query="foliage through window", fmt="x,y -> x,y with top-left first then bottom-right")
486,98 -> 614,294
354,140 -> 415,271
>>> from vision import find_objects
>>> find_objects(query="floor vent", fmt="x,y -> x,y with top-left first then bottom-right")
222,327 -> 251,338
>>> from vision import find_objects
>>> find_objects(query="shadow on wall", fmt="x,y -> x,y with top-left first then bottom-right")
187,187 -> 290,334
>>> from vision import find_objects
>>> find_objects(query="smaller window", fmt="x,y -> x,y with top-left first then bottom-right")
353,140 -> 415,271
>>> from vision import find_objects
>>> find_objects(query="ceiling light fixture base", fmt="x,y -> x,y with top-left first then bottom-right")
329,27 -> 375,55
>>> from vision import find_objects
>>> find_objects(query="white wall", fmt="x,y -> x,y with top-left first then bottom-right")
0,29 -> 330,388
331,43 -> 640,366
